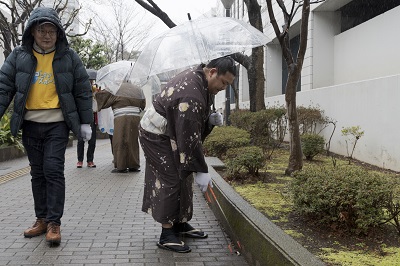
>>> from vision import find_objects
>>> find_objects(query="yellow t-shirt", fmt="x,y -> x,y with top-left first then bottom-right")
25,50 -> 60,110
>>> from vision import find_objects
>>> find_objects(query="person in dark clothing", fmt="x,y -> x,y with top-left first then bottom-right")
0,7 -> 93,245
139,56 -> 236,253
77,79 -> 99,168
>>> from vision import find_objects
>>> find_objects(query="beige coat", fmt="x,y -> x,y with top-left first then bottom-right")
96,85 -> 146,170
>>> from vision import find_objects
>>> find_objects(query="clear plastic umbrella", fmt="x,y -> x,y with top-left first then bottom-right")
96,61 -> 134,96
129,16 -> 270,81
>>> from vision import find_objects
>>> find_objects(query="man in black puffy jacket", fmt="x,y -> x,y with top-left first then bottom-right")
0,7 -> 93,245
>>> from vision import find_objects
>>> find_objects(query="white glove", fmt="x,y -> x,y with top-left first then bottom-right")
80,124 -> 92,141
194,172 -> 213,192
209,112 -> 223,126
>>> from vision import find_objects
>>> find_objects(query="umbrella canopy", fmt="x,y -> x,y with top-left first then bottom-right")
96,61 -> 134,95
86,68 -> 97,80
129,16 -> 270,80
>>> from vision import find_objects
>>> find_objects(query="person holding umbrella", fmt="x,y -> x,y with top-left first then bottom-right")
139,56 -> 236,253
95,82 -> 146,173
0,7 -> 93,245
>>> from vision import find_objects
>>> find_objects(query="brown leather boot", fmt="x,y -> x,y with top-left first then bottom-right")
24,218 -> 47,238
46,222 -> 61,245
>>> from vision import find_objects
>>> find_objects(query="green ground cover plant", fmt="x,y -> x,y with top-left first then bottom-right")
205,107 -> 399,265
225,148 -> 400,266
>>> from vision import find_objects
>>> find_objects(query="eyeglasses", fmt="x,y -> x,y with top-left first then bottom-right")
36,28 -> 58,38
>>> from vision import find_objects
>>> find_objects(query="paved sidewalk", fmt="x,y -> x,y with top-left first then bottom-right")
0,139 -> 248,266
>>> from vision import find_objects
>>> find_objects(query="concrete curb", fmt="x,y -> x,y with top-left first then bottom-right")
0,139 -> 73,162
206,157 -> 325,266
0,145 -> 25,162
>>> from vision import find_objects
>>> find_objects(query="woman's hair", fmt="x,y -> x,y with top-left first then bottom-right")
206,56 -> 237,76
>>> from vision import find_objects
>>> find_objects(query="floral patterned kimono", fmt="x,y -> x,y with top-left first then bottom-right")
139,65 -> 214,225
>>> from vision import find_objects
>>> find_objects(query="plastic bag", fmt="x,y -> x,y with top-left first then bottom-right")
97,107 -> 114,135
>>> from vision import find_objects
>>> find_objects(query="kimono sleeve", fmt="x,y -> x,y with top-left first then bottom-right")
172,97 -> 208,173
95,90 -> 115,110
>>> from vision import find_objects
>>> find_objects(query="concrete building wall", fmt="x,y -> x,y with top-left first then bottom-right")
333,6 -> 400,84
219,0 -> 400,171
266,74 -> 400,171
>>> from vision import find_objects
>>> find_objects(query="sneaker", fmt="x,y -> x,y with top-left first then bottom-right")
87,162 -> 96,168
46,222 -> 61,245
24,218 -> 47,238
77,161 -> 83,168
128,168 -> 140,172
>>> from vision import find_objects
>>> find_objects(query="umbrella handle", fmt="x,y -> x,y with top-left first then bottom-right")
211,96 -> 216,112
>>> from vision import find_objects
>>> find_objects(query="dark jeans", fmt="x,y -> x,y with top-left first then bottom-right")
22,121 -> 69,225
77,122 -> 96,162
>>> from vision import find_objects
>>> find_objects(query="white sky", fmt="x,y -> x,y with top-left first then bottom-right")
151,0 -> 220,24
145,0 -> 223,38
81,0 -> 224,49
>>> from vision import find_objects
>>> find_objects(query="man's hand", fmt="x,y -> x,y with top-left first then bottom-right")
80,124 -> 92,141
209,112 -> 223,126
194,172 -> 213,192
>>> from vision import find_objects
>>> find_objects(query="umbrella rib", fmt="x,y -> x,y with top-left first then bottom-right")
125,61 -> 135,82
147,37 -> 166,78
189,20 -> 208,64
132,17 -> 269,79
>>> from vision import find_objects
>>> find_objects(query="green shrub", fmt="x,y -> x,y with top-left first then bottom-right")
297,105 -> 327,135
230,107 -> 287,159
301,133 -> 325,160
225,146 -> 264,180
290,165 -> 394,234
0,113 -> 23,150
229,109 -> 255,132
203,126 -> 250,158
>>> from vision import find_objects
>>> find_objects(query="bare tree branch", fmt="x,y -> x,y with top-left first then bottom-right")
90,0 -> 151,62
297,0 -> 310,66
134,0 -> 176,28
0,0 -> 88,59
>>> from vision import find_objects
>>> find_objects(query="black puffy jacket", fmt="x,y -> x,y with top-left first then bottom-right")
0,7 -> 93,136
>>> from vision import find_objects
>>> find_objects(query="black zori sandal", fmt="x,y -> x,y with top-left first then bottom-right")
174,222 -> 208,239
157,227 -> 191,253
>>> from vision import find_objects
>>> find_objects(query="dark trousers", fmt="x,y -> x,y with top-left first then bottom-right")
22,121 -> 69,225
109,134 -> 113,154
77,122 -> 96,162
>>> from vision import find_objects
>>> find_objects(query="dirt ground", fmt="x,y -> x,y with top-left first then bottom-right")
280,211 -> 400,262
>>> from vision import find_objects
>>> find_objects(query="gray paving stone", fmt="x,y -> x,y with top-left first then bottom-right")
0,139 -> 249,265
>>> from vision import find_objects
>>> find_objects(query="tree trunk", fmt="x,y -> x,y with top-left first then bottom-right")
254,46 -> 265,111
245,0 -> 266,112
266,0 -> 312,175
248,57 -> 257,112
247,48 -> 266,112
285,70 -> 303,175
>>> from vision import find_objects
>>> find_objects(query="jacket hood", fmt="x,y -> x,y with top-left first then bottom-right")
22,7 -> 68,48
